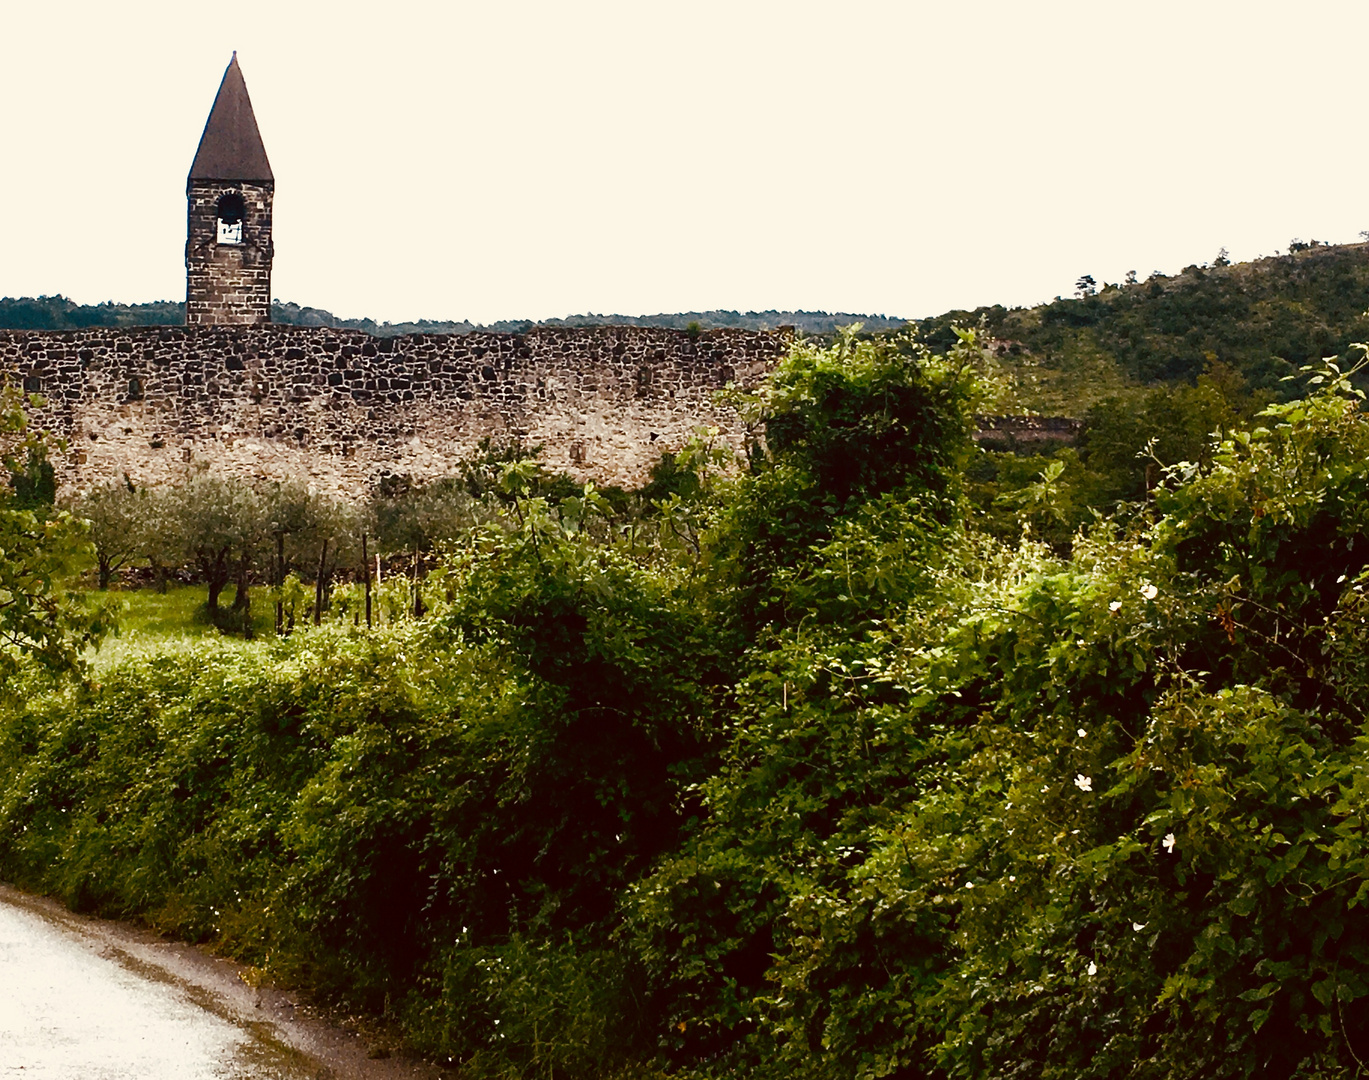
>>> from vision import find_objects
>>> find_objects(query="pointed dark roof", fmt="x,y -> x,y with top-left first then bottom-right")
188,53 -> 273,183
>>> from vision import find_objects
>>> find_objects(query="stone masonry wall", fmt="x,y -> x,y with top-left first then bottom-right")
973,415 -> 1082,453
0,325 -> 788,496
186,181 -> 273,326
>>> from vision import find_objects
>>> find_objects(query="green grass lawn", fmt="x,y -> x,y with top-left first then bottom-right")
91,585 -> 275,669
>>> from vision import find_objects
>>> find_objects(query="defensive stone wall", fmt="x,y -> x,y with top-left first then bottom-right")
0,325 -> 788,495
973,415 -> 1083,453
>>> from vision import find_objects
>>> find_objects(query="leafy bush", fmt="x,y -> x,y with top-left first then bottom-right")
627,356 -> 1369,1078
911,362 -> 1369,1077
711,326 -> 984,634
0,481 -> 731,1075
0,385 -> 110,678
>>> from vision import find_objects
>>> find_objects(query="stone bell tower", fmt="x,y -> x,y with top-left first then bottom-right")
186,53 -> 274,325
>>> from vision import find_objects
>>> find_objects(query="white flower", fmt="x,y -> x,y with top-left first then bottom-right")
1132,922 -> 1146,932
1140,583 -> 1158,601
1087,961 -> 1097,976
1109,600 -> 1123,612
1074,774 -> 1093,792
1162,832 -> 1177,853
1077,728 -> 1087,738
965,882 -> 974,889
1008,875 -> 1016,882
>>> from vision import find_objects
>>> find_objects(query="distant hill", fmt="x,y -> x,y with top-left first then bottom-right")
268,303 -> 911,337
0,295 -> 184,330
0,296 -> 907,338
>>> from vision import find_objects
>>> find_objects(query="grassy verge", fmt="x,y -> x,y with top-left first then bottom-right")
90,585 -> 275,669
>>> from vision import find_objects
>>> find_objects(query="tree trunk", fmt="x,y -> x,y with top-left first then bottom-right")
206,576 -> 224,615
232,565 -> 251,610
202,547 -> 231,616
231,548 -> 252,637
98,556 -> 113,591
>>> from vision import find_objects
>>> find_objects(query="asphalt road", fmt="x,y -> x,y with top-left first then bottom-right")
0,884 -> 448,1080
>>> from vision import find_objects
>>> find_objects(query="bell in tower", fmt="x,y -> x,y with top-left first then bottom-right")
186,53 -> 274,326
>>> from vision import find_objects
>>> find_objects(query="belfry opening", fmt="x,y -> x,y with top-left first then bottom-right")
216,193 -> 246,245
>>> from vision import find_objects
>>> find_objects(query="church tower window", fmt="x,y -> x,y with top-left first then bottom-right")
216,193 -> 246,244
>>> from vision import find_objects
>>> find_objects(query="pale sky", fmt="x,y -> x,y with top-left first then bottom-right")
3,1 -> 1368,326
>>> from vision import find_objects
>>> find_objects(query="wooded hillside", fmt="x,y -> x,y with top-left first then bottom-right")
920,242 -> 1369,407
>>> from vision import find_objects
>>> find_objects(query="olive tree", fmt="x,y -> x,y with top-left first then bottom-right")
68,480 -> 151,589
164,470 -> 266,625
